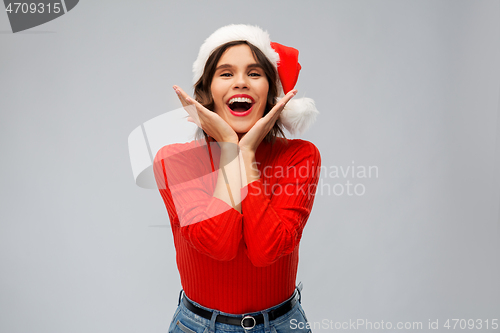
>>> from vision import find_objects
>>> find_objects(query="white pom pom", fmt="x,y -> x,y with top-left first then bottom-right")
279,97 -> 319,135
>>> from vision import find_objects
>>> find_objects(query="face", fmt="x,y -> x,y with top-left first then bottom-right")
210,44 -> 269,136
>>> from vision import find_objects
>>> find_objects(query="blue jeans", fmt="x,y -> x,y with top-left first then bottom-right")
168,283 -> 311,333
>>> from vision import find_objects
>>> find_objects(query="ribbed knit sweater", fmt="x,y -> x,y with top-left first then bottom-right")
153,137 -> 321,314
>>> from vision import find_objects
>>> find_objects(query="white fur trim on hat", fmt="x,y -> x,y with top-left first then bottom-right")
192,24 -> 319,136
281,98 -> 319,135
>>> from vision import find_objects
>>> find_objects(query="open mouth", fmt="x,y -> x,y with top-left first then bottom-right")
227,96 -> 255,115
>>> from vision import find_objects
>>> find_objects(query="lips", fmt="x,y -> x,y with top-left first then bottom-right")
226,94 -> 255,117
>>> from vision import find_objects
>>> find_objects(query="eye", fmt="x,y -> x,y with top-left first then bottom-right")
249,72 -> 262,77
220,72 -> 232,77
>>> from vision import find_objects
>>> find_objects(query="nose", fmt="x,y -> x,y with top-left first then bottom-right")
232,72 -> 249,89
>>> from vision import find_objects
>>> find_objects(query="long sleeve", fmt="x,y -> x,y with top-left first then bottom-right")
240,141 -> 321,267
153,142 -> 243,261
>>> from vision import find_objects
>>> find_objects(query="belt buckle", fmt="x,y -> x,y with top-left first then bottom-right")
241,315 -> 256,330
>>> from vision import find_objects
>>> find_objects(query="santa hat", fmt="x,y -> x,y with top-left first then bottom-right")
192,24 -> 319,136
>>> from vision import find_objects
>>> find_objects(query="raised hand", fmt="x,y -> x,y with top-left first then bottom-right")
173,85 -> 239,144
238,89 -> 297,154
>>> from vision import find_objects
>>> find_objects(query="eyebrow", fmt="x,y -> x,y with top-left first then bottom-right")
215,63 -> 263,71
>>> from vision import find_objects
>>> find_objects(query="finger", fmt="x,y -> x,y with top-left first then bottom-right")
276,89 -> 297,108
273,89 -> 297,112
186,116 -> 201,128
271,90 -> 298,120
264,90 -> 297,122
173,86 -> 190,107
174,86 -> 200,109
173,89 -> 188,109
174,86 -> 203,111
186,105 -> 202,127
173,86 -> 202,125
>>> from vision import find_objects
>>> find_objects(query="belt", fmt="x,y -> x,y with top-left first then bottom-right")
182,289 -> 300,330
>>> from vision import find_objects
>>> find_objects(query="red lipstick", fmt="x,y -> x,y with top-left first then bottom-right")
226,94 -> 255,117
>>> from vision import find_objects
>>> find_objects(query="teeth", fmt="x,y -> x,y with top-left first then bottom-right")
228,97 -> 253,104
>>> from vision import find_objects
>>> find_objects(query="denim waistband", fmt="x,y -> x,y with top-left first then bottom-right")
179,281 -> 303,314
175,282 -> 305,332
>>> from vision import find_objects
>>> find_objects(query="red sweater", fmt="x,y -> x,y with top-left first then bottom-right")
153,137 -> 321,314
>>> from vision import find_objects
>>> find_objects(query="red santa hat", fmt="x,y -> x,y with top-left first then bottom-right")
192,24 -> 319,135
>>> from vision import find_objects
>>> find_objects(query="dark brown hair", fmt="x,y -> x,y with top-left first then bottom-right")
193,40 -> 287,144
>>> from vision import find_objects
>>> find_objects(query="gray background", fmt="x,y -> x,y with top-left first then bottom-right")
1,1 -> 499,332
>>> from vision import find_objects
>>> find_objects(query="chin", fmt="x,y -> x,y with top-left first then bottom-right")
229,122 -> 255,134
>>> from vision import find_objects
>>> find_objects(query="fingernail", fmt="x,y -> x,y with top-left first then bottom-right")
186,97 -> 192,103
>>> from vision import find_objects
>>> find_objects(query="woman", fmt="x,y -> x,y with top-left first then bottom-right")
154,24 -> 321,333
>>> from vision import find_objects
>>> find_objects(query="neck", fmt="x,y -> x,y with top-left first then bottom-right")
237,132 -> 245,141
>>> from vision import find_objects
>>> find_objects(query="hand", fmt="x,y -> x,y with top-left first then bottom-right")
238,89 -> 297,154
173,85 -> 239,144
